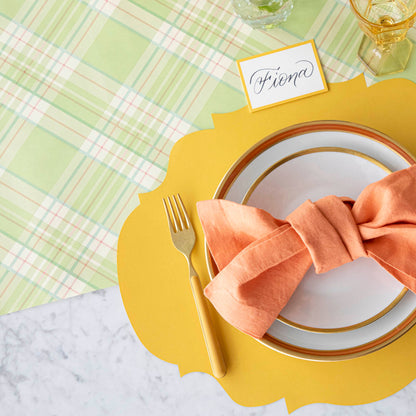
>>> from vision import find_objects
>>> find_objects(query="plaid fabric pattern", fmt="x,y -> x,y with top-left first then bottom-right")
0,0 -> 415,314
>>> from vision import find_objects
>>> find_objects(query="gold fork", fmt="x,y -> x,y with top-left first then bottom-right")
163,194 -> 226,378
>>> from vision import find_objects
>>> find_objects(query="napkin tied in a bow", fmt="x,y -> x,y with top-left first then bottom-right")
197,165 -> 416,338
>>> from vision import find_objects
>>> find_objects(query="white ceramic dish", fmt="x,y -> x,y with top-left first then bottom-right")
208,121 -> 416,360
246,149 -> 406,333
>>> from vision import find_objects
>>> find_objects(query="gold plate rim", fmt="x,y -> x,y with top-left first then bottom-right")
241,146 -> 408,334
205,120 -> 416,361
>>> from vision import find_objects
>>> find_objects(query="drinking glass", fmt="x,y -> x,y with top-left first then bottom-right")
349,0 -> 416,76
232,0 -> 294,29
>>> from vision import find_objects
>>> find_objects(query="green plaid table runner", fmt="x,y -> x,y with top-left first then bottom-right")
1,0 -> 415,315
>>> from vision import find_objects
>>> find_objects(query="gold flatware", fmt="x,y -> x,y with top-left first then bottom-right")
163,194 -> 226,378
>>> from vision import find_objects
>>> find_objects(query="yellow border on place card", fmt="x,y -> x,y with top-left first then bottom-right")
237,39 -> 328,112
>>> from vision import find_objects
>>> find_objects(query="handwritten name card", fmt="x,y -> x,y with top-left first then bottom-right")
237,40 -> 328,112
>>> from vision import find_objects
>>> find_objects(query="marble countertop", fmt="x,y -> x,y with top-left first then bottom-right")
1,286 -> 415,416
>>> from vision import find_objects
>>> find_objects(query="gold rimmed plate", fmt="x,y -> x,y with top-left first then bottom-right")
243,147 -> 407,334
206,121 -> 416,361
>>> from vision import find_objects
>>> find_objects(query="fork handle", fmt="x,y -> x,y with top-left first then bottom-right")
190,275 -> 227,378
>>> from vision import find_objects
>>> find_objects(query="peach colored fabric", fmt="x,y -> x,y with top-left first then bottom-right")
197,165 -> 416,339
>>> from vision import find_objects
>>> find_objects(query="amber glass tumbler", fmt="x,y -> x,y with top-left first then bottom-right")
350,0 -> 416,75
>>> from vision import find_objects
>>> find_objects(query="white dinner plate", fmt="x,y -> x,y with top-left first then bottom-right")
207,121 -> 416,360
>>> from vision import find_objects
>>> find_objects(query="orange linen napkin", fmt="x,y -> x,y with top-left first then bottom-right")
197,165 -> 416,339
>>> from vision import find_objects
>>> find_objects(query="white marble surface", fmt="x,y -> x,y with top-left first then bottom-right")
0,286 -> 415,416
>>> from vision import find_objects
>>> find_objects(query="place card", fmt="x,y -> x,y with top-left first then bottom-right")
237,40 -> 328,112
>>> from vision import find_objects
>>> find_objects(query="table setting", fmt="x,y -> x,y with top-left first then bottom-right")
1,0 -> 416,415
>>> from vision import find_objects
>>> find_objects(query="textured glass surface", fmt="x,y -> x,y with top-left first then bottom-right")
232,0 -> 294,29
350,0 -> 416,75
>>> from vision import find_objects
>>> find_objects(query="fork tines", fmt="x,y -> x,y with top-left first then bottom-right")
162,194 -> 190,233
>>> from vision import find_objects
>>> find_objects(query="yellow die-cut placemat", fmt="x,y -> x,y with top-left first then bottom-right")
118,75 -> 416,412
